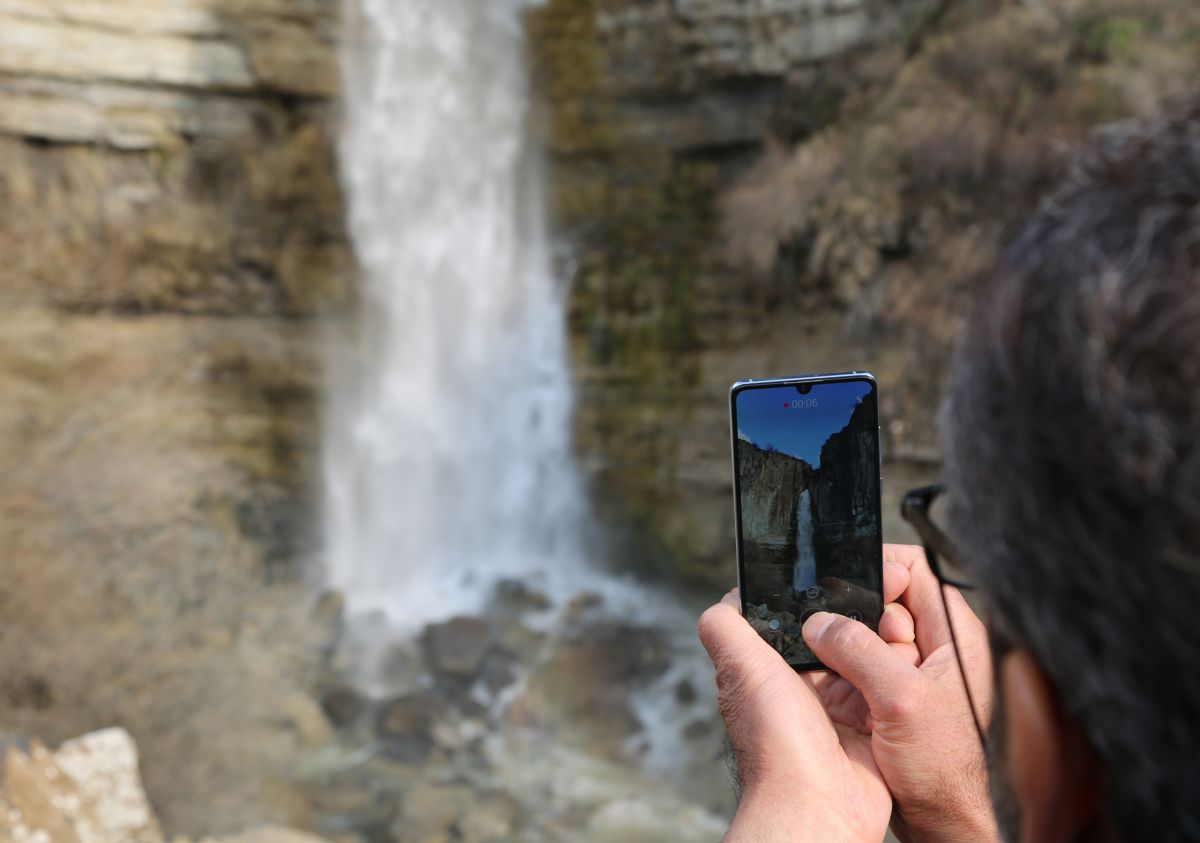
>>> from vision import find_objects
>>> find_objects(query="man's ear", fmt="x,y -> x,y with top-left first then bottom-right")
1001,649 -> 1107,843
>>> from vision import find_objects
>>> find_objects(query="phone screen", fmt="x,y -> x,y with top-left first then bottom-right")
731,375 -> 883,670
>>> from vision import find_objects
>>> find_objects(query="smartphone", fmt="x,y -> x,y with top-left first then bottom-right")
729,372 -> 884,670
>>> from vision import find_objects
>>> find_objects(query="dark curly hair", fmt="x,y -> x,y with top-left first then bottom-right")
942,104 -> 1200,842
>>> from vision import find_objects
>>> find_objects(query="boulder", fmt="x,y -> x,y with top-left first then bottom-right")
195,828 -> 332,843
491,579 -> 552,615
394,784 -> 517,843
375,694 -> 441,762
0,728 -> 335,843
0,728 -> 163,843
422,617 -> 492,680
319,683 -> 368,728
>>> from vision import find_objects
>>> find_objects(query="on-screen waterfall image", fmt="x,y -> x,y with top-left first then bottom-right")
792,487 -> 817,592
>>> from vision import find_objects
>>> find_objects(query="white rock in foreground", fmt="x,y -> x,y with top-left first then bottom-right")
55,729 -> 165,843
0,729 -> 329,843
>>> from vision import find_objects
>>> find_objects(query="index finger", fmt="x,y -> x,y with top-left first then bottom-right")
883,558 -> 911,604
884,542 -> 954,657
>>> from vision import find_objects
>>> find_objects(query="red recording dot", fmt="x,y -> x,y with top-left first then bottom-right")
783,402 -> 790,407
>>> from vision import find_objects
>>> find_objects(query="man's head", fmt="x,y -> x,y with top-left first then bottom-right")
943,105 -> 1200,842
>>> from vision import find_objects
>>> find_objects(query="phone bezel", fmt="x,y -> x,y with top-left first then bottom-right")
728,372 -> 884,672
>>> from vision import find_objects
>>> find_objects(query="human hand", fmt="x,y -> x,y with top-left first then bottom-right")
801,544 -> 1001,843
697,558 -> 919,843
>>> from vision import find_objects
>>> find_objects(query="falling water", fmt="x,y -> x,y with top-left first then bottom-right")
319,7 -> 730,833
793,488 -> 817,591
325,0 -> 590,631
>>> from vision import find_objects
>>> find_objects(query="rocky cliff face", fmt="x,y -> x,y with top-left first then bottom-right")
810,397 -> 881,582
0,0 -> 348,316
0,0 -> 346,836
531,0 -> 1200,587
736,439 -> 811,603
527,0 -> 936,585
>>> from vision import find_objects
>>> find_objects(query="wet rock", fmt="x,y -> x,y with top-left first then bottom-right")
491,579 -> 552,615
281,694 -> 334,747
375,694 -> 441,763
320,684 -> 368,728
310,780 -> 399,837
682,719 -> 715,740
423,617 -> 492,680
312,591 -> 346,637
493,619 -> 545,665
309,754 -> 420,838
564,592 -> 605,619
374,640 -> 425,697
394,784 -> 517,843
476,652 -> 519,696
674,678 -> 698,705
521,620 -> 672,758
455,792 -> 519,843
395,782 -> 473,841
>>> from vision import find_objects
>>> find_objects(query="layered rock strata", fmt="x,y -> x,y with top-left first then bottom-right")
0,0 -> 346,835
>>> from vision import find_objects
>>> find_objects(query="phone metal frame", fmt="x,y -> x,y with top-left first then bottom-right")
728,371 -> 884,672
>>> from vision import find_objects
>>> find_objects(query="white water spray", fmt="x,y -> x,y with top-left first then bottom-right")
793,488 -> 817,591
325,0 -> 590,631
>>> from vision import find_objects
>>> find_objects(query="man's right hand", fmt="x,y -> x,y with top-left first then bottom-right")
802,544 -> 1002,843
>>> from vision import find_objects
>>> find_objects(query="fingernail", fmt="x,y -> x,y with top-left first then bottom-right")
802,611 -> 836,641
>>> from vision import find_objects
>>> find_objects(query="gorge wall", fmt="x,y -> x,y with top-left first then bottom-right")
528,0 -> 937,586
0,0 -> 346,835
810,396 -> 878,579
529,0 -> 1200,587
735,438 -> 810,603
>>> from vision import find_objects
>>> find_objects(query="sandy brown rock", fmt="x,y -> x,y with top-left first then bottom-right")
0,0 -> 346,317
0,310 -> 332,836
190,827 -> 331,843
0,730 -> 163,843
0,727 -> 333,843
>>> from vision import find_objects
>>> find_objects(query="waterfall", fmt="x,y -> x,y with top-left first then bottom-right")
325,0 -> 589,632
793,488 -> 817,591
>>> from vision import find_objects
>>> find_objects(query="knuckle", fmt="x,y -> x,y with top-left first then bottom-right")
876,678 -> 925,725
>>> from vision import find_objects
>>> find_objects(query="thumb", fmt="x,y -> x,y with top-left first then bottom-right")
697,596 -> 782,689
699,596 -> 834,779
803,611 -> 922,725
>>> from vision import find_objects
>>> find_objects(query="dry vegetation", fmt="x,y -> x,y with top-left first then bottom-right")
715,0 -> 1200,449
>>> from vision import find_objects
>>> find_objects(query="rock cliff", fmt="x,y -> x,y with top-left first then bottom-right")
810,396 -> 881,582
0,0 -> 346,835
528,0 -> 939,585
736,439 -> 811,603
0,0 -> 349,315
530,0 -> 1200,586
